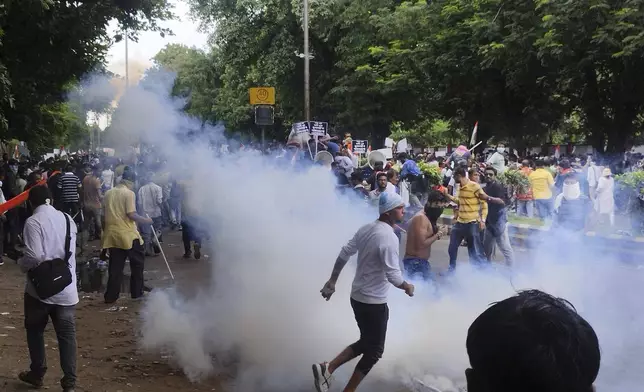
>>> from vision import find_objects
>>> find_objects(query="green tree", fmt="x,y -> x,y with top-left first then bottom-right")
0,0 -> 172,151
151,43 -> 220,124
534,0 -> 644,153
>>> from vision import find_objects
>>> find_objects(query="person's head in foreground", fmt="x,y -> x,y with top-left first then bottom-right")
466,290 -> 600,392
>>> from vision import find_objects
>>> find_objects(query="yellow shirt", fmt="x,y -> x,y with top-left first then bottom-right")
529,168 -> 554,200
101,184 -> 143,250
455,181 -> 488,224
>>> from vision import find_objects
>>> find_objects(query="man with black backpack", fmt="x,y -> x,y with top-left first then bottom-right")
17,185 -> 78,392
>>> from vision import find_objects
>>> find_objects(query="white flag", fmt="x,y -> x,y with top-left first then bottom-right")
470,121 -> 479,146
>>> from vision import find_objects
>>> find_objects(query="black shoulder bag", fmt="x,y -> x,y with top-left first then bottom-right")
28,213 -> 73,299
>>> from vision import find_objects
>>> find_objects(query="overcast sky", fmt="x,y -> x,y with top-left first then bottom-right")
106,0 -> 209,78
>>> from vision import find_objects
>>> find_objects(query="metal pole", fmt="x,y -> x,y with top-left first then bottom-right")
261,126 -> 266,153
125,30 -> 129,87
303,0 -> 310,122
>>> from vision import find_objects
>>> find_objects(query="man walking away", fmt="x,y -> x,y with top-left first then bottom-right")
17,185 -> 78,392
102,171 -> 152,304
57,165 -> 82,218
82,167 -> 102,241
138,172 -> 163,256
530,160 -> 555,220
313,192 -> 415,392
482,167 -> 514,266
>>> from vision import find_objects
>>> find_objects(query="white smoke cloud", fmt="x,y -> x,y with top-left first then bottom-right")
96,70 -> 644,392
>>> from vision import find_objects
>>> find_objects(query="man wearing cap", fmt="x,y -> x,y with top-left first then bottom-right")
312,192 -> 415,392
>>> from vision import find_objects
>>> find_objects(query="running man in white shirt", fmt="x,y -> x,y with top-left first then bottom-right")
313,192 -> 415,392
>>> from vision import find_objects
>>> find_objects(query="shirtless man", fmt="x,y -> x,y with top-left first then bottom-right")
402,203 -> 443,281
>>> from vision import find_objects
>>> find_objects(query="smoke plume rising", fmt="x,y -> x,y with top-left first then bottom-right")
93,69 -> 644,392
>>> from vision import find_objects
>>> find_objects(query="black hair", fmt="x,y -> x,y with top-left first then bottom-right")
376,172 -> 388,181
535,160 -> 545,168
485,166 -> 498,175
466,290 -> 600,392
468,168 -> 479,178
27,185 -> 53,208
122,169 -> 136,182
454,167 -> 467,178
560,159 -> 571,169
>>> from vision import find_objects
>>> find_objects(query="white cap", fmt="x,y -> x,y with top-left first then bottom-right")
379,192 -> 404,215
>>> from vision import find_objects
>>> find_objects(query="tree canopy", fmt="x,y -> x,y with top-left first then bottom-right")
147,0 -> 644,152
0,0 -> 173,155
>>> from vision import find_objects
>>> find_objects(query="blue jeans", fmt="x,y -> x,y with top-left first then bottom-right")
448,222 -> 486,269
517,200 -> 534,218
535,198 -> 553,220
402,257 -> 432,281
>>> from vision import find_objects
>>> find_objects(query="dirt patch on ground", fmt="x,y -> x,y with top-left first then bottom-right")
0,231 -> 223,392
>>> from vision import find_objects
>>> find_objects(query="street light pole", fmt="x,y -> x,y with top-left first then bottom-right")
303,0 -> 310,123
125,30 -> 129,87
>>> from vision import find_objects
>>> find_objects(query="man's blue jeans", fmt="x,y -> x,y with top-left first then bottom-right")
448,222 -> 486,270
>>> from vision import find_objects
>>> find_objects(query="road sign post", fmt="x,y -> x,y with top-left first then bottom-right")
251,88 -> 276,153
254,105 -> 274,152
249,87 -> 276,105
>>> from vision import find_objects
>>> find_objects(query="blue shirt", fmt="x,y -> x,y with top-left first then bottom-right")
400,159 -> 421,179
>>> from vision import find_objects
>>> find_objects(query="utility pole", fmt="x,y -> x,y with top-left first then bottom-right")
303,0 -> 310,122
125,30 -> 129,87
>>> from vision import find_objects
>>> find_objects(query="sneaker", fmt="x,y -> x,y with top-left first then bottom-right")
312,363 -> 332,392
183,252 -> 192,259
194,243 -> 201,260
18,370 -> 44,388
0,259 -> 4,266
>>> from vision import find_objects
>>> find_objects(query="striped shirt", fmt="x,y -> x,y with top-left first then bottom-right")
57,172 -> 81,203
454,181 -> 488,224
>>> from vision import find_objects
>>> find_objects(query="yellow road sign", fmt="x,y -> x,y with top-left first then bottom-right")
249,87 -> 275,105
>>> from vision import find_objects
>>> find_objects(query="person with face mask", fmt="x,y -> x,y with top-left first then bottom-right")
402,202 -> 443,281
486,146 -> 507,174
313,192 -> 414,392
553,173 -> 591,232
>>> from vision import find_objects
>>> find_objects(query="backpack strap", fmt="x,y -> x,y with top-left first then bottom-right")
62,212 -> 72,266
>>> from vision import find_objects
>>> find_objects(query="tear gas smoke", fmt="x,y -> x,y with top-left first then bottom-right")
94,69 -> 644,392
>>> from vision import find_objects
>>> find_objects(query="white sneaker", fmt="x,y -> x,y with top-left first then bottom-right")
312,362 -> 332,392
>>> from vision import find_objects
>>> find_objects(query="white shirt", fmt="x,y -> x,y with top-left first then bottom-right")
368,182 -> 397,201
138,182 -> 163,218
339,221 -> 404,304
102,169 -> 114,190
487,152 -> 506,173
19,204 -> 79,306
587,165 -> 603,188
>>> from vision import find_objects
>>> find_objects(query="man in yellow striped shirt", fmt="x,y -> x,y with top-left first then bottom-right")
444,167 -> 504,271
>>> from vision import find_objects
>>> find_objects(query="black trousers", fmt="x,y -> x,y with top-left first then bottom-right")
104,240 -> 145,303
349,298 -> 389,375
24,293 -> 77,389
181,220 -> 202,254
